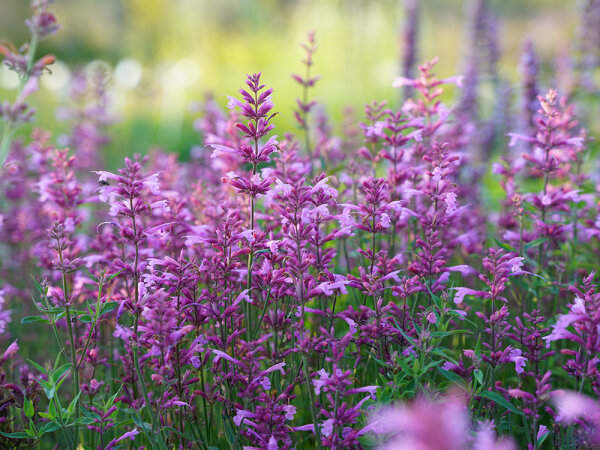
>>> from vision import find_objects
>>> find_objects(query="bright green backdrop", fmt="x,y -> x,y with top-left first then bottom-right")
0,0 -> 578,164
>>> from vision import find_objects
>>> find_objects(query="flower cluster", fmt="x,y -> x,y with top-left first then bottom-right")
2,1 -> 600,449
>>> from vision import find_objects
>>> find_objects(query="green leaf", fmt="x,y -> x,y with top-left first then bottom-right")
43,385 -> 56,400
395,325 -> 417,347
83,268 -> 98,283
68,417 -> 95,426
32,278 -> 46,295
131,413 -> 152,432
30,299 -> 46,313
524,238 -> 548,251
473,369 -> 484,386
371,354 -> 389,368
53,351 -> 64,371
0,431 -> 35,439
81,409 -> 101,421
27,359 -> 47,374
49,398 -> 57,419
67,391 -> 81,415
99,302 -> 119,316
24,397 -> 34,418
162,426 -> 195,441
21,316 -> 50,325
479,391 -> 524,416
493,238 -> 516,252
37,379 -> 52,391
413,321 -> 422,335
430,293 -> 443,309
396,355 -> 416,374
78,314 -> 93,323
430,331 -> 455,338
107,269 -> 124,282
446,310 -> 478,327
474,335 -> 482,357
39,412 -> 54,420
52,364 -> 72,384
113,418 -> 135,428
223,418 -> 238,447
55,375 -> 68,392
107,385 -> 123,408
430,348 -> 455,362
437,367 -> 464,385
422,360 -> 442,371
40,421 -> 61,435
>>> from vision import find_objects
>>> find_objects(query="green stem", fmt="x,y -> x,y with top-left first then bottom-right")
246,192 -> 255,341
129,202 -> 166,449
77,283 -> 104,370
302,355 -> 321,445
199,367 -> 211,443
57,237 -> 79,447
64,304 -> 79,445
175,289 -> 183,447
133,316 -> 160,436
40,286 -> 70,364
54,396 -> 75,450
251,289 -> 271,340
538,149 -> 550,269
302,64 -> 313,176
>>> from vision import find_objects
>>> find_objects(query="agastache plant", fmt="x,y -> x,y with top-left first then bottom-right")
213,72 -> 278,341
507,89 -> 584,271
3,2 -> 600,448
292,31 -> 319,172
545,273 -> 600,394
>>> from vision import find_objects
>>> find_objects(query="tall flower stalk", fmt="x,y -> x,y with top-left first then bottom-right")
0,0 -> 58,167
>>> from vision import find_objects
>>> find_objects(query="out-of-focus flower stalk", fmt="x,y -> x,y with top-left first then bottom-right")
401,0 -> 419,100
0,0 -> 59,168
292,31 -> 319,175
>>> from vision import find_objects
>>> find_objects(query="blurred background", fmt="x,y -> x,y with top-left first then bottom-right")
0,0 -> 578,166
